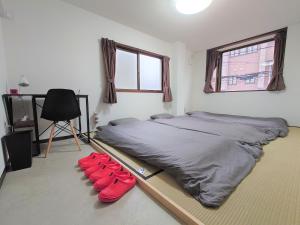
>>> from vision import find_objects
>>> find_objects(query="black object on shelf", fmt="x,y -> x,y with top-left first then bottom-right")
3,130 -> 33,171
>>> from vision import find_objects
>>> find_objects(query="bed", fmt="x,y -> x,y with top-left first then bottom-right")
94,112 -> 288,208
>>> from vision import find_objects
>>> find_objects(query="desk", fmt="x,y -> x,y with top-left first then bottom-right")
2,94 -> 90,156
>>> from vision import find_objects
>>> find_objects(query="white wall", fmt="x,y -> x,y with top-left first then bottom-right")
2,0 -> 179,133
190,22 -> 300,126
0,18 -> 8,174
172,42 -> 193,115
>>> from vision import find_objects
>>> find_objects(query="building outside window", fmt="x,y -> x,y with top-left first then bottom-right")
213,41 -> 275,92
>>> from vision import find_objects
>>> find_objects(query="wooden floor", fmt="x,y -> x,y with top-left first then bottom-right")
91,127 -> 300,225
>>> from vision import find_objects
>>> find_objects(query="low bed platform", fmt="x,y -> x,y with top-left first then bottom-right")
90,127 -> 300,225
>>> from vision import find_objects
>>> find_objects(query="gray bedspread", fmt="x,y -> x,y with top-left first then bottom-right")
95,113 -> 288,207
153,114 -> 288,150
188,111 -> 288,137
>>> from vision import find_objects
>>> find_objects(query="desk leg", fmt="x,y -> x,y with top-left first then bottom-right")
3,95 -> 14,132
32,97 -> 41,155
85,96 -> 90,143
77,97 -> 82,136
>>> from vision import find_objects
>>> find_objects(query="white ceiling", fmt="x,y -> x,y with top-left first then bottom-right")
62,0 -> 300,51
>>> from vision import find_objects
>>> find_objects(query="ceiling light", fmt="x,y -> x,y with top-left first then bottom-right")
176,0 -> 213,15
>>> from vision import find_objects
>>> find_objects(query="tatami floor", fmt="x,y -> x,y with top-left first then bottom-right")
92,128 -> 300,225
0,139 -> 182,225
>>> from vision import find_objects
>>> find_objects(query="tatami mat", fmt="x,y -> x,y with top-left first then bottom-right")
147,127 -> 300,225
90,128 -> 300,225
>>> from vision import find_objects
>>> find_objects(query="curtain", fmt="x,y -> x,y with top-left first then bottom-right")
203,49 -> 221,93
267,30 -> 287,91
162,57 -> 172,102
101,38 -> 117,103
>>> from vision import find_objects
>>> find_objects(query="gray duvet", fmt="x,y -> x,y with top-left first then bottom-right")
187,111 -> 288,137
95,113 -> 288,207
153,114 -> 288,147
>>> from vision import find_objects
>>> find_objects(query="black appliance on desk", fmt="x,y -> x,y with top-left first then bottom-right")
2,93 -> 91,157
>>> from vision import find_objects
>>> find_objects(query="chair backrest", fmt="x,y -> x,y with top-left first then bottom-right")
41,89 -> 81,122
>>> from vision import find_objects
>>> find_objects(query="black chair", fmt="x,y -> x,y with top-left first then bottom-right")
41,89 -> 81,157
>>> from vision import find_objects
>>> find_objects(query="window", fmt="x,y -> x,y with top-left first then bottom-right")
204,28 -> 287,93
115,50 -> 138,90
139,54 -> 162,91
220,41 -> 274,91
229,45 -> 258,58
245,76 -> 256,84
228,76 -> 237,85
246,45 -> 258,54
115,45 -> 163,93
240,48 -> 246,55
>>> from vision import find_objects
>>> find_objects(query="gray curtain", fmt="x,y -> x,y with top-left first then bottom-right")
267,30 -> 287,91
162,57 -> 172,102
101,38 -> 117,103
203,49 -> 221,93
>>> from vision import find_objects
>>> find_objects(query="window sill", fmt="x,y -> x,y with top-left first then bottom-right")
208,89 -> 274,93
116,89 -> 163,93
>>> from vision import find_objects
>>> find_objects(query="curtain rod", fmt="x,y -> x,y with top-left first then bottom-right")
209,27 -> 288,52
115,42 -> 167,59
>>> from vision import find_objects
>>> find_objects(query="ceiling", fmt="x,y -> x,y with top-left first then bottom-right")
62,0 -> 300,51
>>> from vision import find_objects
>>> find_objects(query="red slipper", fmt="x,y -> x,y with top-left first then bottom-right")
79,154 -> 110,171
93,170 -> 131,192
89,161 -> 121,183
98,174 -> 136,202
84,163 -> 105,178
78,152 -> 102,166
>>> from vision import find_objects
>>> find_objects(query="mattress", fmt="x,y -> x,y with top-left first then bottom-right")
91,136 -> 162,179
91,127 -> 300,225
95,114 -> 288,207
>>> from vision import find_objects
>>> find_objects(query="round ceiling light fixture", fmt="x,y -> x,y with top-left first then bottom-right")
176,0 -> 213,15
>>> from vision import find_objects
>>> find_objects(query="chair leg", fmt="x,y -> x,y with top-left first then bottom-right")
69,120 -> 81,151
45,123 -> 56,158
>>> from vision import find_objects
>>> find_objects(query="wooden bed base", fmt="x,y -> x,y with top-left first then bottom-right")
90,139 -> 204,225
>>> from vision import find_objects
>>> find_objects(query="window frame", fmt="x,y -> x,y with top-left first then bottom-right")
115,43 -> 164,93
206,27 -> 287,93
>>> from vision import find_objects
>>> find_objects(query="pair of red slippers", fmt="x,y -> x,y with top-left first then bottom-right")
78,152 -> 136,202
